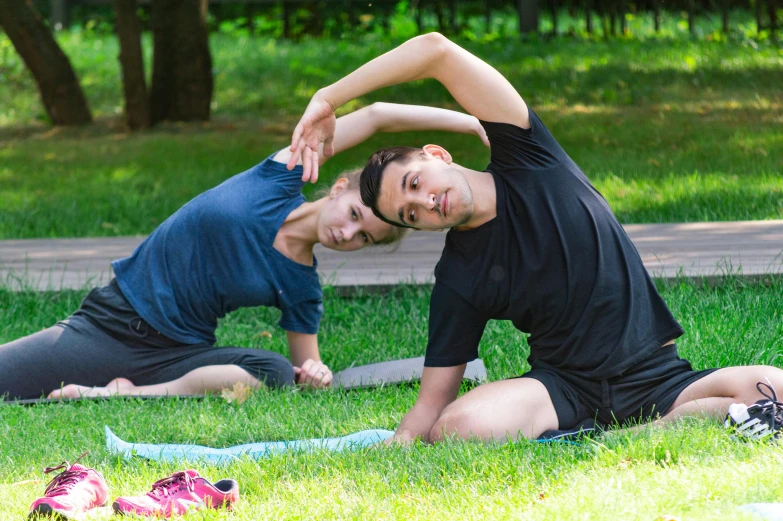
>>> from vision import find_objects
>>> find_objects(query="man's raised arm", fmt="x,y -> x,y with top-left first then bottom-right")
288,33 -> 528,181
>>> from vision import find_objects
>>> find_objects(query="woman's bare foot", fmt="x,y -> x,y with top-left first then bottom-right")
48,378 -> 135,399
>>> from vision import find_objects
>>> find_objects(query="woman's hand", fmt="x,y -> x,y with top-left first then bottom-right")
287,92 -> 337,184
473,118 -> 491,149
293,358 -> 333,389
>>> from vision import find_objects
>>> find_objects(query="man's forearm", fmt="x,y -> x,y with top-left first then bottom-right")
319,33 -> 447,111
394,402 -> 446,443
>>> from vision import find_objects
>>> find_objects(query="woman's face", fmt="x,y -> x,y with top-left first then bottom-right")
318,179 -> 394,252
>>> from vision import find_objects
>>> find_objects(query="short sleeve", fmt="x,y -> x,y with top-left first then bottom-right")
481,108 -> 567,171
279,298 -> 324,335
424,282 -> 489,367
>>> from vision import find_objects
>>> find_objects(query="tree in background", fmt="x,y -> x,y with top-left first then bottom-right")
518,0 -> 540,35
149,0 -> 213,124
0,0 -> 92,125
114,0 -> 150,129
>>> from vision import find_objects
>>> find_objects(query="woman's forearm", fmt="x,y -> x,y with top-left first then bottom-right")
328,102 -> 483,159
286,331 -> 321,368
370,102 -> 478,135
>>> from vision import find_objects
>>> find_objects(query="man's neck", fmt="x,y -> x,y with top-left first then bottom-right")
454,165 -> 496,231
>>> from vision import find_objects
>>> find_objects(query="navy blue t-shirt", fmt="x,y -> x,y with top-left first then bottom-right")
424,109 -> 684,378
112,154 -> 323,345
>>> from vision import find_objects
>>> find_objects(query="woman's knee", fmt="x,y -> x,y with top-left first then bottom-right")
242,350 -> 294,389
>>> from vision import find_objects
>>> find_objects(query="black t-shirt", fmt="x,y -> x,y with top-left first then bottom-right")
424,108 -> 684,379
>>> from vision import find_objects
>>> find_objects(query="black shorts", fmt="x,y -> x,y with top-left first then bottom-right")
520,344 -> 718,430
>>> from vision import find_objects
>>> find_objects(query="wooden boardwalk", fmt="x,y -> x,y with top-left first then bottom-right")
1,220 -> 782,292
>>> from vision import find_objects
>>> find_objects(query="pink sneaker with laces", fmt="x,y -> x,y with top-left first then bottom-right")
112,469 -> 239,517
28,452 -> 109,519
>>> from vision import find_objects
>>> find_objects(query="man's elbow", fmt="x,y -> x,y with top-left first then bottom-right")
411,32 -> 451,62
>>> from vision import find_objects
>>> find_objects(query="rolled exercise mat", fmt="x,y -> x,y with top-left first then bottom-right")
332,356 -> 487,390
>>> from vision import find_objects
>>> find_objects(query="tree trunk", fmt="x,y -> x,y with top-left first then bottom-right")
653,0 -> 661,32
609,6 -> 617,35
435,1 -> 447,33
449,0 -> 459,34
769,0 -> 778,37
551,0 -> 559,36
586,0 -> 593,34
756,0 -> 764,33
50,0 -> 69,30
115,0 -> 150,130
518,0 -> 539,35
721,0 -> 730,33
149,0 -> 213,124
245,4 -> 256,35
282,0 -> 291,38
347,0 -> 357,32
687,0 -> 696,35
0,0 -> 91,125
620,0 -> 627,34
484,0 -> 492,33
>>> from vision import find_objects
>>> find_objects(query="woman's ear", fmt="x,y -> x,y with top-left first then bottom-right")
422,144 -> 453,164
329,177 -> 350,198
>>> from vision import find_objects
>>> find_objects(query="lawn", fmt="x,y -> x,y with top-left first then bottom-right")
0,33 -> 781,238
2,278 -> 783,520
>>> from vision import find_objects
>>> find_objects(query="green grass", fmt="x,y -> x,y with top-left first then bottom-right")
0,33 -> 781,238
1,278 -> 783,520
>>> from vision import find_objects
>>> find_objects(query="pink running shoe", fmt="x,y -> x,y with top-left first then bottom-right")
112,470 -> 239,517
28,452 -> 109,519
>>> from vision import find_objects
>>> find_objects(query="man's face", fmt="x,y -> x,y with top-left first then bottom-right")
377,153 -> 474,230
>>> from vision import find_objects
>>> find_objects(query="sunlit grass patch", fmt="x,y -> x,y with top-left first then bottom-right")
2,279 -> 783,520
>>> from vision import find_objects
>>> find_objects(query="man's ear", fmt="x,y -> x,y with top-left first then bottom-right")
330,177 -> 350,198
422,144 -> 453,164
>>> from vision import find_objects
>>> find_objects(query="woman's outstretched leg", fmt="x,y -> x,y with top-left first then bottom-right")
48,365 -> 264,398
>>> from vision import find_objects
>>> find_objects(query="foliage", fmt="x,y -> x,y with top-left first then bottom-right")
0,33 -> 780,238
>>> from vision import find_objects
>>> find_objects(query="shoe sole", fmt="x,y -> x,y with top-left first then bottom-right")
28,503 -> 72,519
111,501 -> 128,516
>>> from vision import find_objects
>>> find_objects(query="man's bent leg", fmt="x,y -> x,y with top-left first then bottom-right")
429,377 -> 559,442
661,365 -> 783,421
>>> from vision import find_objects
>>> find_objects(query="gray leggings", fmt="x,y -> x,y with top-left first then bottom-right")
0,279 -> 294,400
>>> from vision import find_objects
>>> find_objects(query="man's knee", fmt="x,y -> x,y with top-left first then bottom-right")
427,379 -> 560,443
742,365 -> 783,400
429,402 -> 473,443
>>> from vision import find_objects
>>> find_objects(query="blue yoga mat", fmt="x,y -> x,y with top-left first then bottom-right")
105,426 -> 394,464
739,503 -> 783,521
106,424 -> 583,465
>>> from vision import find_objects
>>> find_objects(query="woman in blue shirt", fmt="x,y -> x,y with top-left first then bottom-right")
0,103 -> 488,401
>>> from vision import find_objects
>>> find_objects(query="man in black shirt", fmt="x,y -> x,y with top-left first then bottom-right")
288,33 -> 783,443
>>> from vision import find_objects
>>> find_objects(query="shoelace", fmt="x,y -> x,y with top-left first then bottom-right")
147,471 -> 196,499
756,381 -> 783,427
42,451 -> 90,497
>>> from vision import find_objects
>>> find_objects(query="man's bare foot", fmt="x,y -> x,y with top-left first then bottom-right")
48,378 -> 135,399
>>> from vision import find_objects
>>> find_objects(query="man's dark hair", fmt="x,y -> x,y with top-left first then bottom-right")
359,146 -> 424,229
